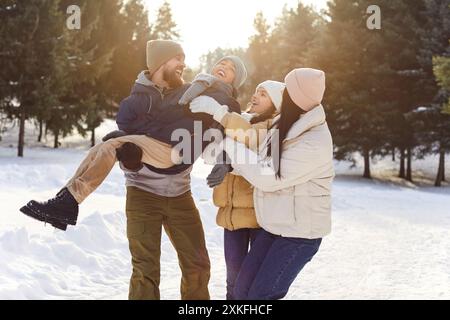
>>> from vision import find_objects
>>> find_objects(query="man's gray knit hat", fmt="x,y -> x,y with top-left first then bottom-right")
146,40 -> 185,74
211,55 -> 248,89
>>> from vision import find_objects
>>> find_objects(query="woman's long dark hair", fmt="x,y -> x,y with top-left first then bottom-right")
249,105 -> 277,124
266,89 -> 306,179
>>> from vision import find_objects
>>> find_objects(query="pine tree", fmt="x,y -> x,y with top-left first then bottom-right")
411,0 -> 450,186
245,6 -> 324,106
107,0 -> 152,103
79,0 -> 123,146
430,51 -> 450,186
151,1 -> 179,40
39,0 -> 115,148
377,0 -> 431,182
272,3 -> 325,78
434,55 -> 450,112
45,0 -> 127,148
307,0 -> 390,179
0,0 -> 65,156
246,12 -> 274,101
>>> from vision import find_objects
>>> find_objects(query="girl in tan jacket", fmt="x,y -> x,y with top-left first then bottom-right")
190,68 -> 334,300
198,80 -> 285,300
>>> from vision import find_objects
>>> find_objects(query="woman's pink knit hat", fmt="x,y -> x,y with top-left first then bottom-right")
285,68 -> 326,112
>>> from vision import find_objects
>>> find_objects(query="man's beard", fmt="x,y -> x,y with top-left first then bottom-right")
163,68 -> 184,89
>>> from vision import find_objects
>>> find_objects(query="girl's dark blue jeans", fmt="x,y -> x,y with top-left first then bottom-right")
224,228 -> 262,300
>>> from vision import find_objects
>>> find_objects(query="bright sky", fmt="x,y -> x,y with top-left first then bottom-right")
143,0 -> 328,68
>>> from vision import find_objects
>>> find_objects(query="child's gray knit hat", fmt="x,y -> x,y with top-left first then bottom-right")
212,55 -> 248,89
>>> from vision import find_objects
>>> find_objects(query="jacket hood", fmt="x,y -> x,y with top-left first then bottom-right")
285,105 -> 326,141
136,70 -> 153,86
131,71 -> 160,95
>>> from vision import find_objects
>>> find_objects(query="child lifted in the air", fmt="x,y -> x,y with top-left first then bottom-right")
20,39 -> 247,231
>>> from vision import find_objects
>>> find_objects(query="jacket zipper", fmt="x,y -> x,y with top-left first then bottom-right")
228,175 -> 235,230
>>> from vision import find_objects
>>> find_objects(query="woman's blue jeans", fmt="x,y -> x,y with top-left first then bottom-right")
233,229 -> 322,300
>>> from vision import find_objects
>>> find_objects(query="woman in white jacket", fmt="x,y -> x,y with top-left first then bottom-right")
190,68 -> 334,300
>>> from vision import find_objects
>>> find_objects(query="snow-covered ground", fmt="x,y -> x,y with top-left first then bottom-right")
1,120 -> 449,300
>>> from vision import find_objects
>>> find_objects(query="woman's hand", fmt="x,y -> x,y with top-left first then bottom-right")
190,96 -> 224,115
